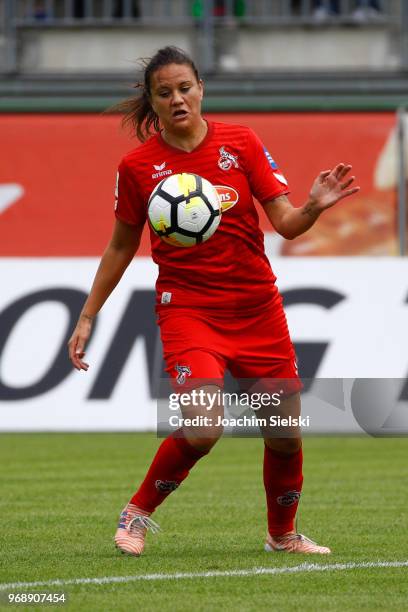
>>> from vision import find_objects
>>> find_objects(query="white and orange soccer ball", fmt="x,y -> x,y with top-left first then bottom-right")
147,173 -> 222,247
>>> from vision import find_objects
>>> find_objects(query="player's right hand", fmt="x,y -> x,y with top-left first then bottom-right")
68,315 -> 93,371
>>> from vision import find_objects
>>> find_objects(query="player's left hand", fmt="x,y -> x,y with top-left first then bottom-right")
309,163 -> 360,212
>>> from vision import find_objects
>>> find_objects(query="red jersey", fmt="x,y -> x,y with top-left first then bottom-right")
115,121 -> 289,311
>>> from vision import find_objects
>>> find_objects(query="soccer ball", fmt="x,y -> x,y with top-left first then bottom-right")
148,173 -> 221,247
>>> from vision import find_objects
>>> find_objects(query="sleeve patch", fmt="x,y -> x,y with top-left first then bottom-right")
114,171 -> 119,210
263,146 -> 278,170
273,172 -> 288,186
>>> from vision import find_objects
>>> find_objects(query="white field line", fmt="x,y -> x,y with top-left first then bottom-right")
1,560 -> 408,591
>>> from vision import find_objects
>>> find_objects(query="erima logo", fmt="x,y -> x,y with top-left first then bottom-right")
277,490 -> 301,507
153,162 -> 166,171
152,162 -> 173,180
175,365 -> 192,385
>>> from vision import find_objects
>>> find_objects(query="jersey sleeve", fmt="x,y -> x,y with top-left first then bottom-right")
114,159 -> 146,226
244,128 -> 290,205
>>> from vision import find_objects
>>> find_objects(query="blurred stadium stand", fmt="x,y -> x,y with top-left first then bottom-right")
0,0 -> 408,110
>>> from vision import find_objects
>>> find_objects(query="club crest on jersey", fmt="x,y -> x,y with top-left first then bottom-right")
218,146 -> 239,171
175,365 -> 192,385
152,162 -> 173,179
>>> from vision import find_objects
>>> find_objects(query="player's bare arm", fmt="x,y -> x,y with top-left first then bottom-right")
68,219 -> 143,371
264,163 -> 360,240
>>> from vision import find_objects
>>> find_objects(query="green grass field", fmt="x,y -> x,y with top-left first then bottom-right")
1,434 -> 407,611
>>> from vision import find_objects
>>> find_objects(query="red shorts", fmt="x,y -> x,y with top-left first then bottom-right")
157,286 -> 301,395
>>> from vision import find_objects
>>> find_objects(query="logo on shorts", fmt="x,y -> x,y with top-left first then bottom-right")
155,479 -> 179,492
175,365 -> 192,385
218,146 -> 239,171
277,490 -> 301,507
161,292 -> 172,304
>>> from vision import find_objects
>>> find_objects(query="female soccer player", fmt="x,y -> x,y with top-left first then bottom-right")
68,46 -> 359,557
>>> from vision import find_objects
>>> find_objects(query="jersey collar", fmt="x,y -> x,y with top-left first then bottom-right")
157,120 -> 214,155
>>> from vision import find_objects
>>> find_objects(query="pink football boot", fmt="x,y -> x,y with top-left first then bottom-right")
114,503 -> 161,556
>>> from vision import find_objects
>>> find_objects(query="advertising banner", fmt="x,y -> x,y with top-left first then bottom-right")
0,257 -> 407,432
0,112 -> 397,257
0,112 -> 405,431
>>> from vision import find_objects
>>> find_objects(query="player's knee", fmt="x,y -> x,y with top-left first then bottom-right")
186,435 -> 220,453
264,437 -> 302,455
184,424 -> 224,453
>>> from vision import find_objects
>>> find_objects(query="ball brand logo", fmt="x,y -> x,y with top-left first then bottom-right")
218,146 -> 239,171
214,185 -> 239,211
175,365 -> 192,385
152,162 -> 173,179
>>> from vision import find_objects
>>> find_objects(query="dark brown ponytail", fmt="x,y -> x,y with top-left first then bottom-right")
108,47 -> 200,142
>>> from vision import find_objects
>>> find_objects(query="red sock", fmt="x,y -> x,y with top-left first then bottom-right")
263,445 -> 303,536
130,430 -> 208,513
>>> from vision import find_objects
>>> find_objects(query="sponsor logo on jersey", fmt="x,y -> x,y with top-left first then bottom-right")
277,490 -> 301,507
263,146 -> 278,170
175,365 -> 192,385
218,146 -> 239,171
152,162 -> 173,179
214,185 -> 239,211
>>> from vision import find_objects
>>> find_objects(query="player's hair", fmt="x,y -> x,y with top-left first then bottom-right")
109,46 -> 200,142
